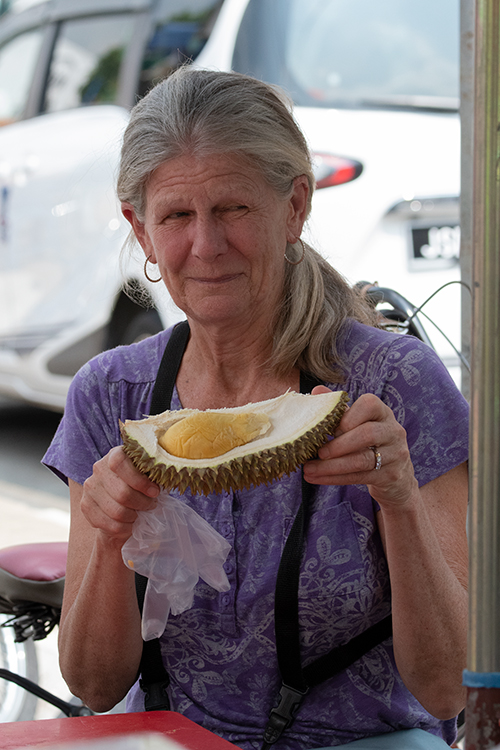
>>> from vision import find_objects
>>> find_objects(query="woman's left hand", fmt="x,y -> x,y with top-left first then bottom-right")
303,386 -> 419,510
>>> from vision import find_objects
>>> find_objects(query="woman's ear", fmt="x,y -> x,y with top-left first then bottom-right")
286,175 -> 310,242
121,202 -> 151,256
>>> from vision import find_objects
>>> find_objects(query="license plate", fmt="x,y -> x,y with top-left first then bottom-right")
411,224 -> 460,267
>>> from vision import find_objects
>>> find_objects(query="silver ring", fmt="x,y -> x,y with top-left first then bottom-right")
369,446 -> 382,471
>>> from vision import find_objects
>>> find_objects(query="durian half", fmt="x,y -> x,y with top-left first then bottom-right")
120,389 -> 349,495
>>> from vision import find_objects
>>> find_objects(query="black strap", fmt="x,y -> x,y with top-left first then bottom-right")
272,371 -> 318,692
135,320 -> 190,711
149,320 -> 190,416
272,476 -> 310,692
262,372 -> 393,749
135,573 -> 170,711
134,329 -> 392,735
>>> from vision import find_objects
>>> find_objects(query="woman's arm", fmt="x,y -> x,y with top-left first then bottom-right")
303,390 -> 468,720
58,447 -> 159,712
376,462 -> 467,719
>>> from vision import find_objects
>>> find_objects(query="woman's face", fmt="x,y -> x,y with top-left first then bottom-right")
123,152 -> 308,329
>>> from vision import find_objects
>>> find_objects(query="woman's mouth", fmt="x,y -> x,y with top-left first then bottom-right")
193,273 -> 241,284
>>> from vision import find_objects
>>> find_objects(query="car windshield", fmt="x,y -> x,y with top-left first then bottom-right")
232,0 -> 459,110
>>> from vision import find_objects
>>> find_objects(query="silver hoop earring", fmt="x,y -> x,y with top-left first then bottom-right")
144,255 -> 162,283
284,238 -> 306,266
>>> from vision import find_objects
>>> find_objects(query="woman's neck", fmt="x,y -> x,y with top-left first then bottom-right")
176,318 -> 299,409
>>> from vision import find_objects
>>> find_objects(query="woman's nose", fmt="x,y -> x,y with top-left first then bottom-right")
190,216 -> 227,260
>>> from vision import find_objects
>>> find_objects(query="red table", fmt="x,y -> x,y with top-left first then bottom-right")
0,711 -> 241,749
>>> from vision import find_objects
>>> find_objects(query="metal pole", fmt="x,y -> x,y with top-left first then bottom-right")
460,0 -> 474,401
465,0 -> 500,746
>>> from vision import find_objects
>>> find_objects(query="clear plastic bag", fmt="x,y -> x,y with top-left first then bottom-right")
121,490 -> 231,640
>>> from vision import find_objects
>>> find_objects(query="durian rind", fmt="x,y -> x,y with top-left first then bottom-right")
120,389 -> 349,495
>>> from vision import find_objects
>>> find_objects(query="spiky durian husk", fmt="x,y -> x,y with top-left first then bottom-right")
120,390 -> 349,495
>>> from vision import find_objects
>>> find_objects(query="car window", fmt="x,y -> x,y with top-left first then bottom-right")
232,0 -> 459,109
43,14 -> 136,113
138,0 -> 222,97
0,28 -> 43,124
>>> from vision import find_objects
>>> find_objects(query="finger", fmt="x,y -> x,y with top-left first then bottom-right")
81,468 -> 155,541
81,495 -> 135,541
88,472 -> 157,516
311,385 -> 332,395
314,423 -> 409,475
317,397 -> 405,462
334,393 -> 389,433
303,468 -> 377,486
317,421 -> 387,461
82,466 -> 151,518
82,492 -> 138,540
106,446 -> 160,500
304,440 -> 417,508
305,444 -> 384,481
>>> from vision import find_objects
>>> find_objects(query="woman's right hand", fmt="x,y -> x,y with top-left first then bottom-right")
81,446 -> 159,542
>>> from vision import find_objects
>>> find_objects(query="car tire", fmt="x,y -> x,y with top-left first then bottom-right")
0,614 -> 39,722
120,309 -> 164,345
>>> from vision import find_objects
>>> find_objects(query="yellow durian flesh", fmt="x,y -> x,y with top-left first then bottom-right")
120,389 -> 349,496
158,411 -> 271,459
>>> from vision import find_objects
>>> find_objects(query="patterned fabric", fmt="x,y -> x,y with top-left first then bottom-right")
316,727 -> 451,748
43,320 -> 469,749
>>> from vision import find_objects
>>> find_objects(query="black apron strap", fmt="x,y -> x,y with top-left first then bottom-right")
262,373 -> 393,749
272,370 -> 318,691
303,614 -> 393,687
135,320 -> 190,711
135,573 -> 170,711
149,320 -> 190,416
261,372 -> 319,745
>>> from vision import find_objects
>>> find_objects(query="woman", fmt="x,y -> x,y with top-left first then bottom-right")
43,67 -> 468,749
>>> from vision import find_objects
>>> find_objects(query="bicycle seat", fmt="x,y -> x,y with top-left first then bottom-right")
0,542 -> 67,611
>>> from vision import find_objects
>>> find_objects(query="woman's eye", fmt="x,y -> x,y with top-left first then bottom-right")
225,205 -> 248,213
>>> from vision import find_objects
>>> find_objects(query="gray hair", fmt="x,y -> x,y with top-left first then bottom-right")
117,66 -> 314,219
118,66 -> 376,381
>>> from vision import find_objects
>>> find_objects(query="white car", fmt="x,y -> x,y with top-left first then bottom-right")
0,0 -> 461,411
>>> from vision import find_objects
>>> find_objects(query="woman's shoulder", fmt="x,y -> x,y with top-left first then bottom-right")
64,325 -> 178,425
336,320 -> 468,486
334,317 -> 468,430
337,318 -> 455,388
44,326 -> 179,486
339,317 -> 432,355
75,326 -> 176,388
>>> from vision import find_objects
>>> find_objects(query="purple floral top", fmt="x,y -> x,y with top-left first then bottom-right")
43,320 -> 469,749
